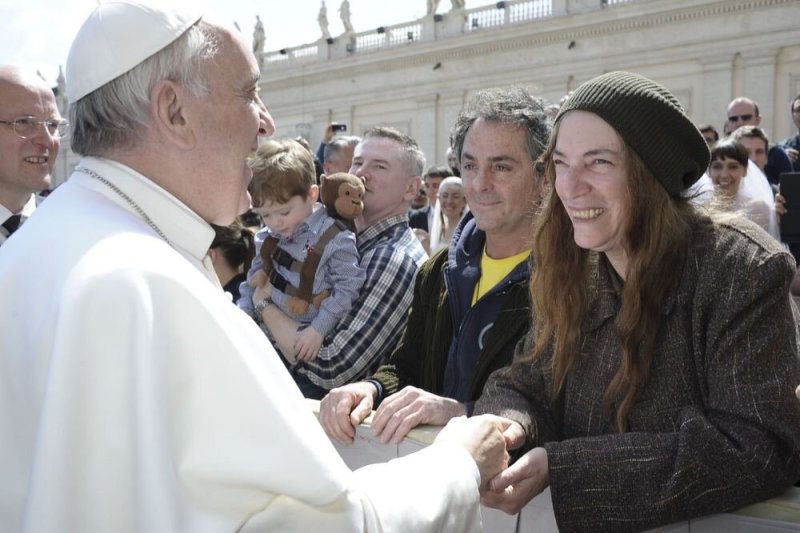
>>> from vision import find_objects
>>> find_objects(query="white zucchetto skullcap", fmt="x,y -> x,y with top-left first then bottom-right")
66,0 -> 203,102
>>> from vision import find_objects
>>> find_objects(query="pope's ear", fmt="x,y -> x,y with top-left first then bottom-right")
151,79 -> 195,150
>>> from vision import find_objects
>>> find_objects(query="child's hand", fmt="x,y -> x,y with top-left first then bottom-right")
286,296 -> 309,316
312,290 -> 330,309
252,280 -> 273,309
248,269 -> 267,289
295,327 -> 324,361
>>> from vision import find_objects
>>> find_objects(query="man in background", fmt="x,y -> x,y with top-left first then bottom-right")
323,134 -> 360,175
726,96 -> 793,183
779,93 -> 800,170
698,123 -> 719,145
0,66 -> 64,247
409,165 -> 453,232
730,125 -> 771,172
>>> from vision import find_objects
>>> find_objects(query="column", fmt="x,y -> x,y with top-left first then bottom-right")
740,48 -> 780,139
699,53 -> 734,128
437,91 -> 467,164
415,94 -> 440,169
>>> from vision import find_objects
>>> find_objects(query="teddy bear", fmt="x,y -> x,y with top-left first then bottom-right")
319,172 -> 365,231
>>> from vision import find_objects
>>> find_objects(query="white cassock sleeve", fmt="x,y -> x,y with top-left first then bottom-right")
22,246 -> 480,533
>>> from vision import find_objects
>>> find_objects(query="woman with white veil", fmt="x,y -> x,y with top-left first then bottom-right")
698,138 -> 779,240
738,157 -> 779,239
429,176 -> 468,253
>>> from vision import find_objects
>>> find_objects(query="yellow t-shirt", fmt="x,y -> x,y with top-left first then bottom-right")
472,247 -> 531,305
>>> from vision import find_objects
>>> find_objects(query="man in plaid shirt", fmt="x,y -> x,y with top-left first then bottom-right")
256,126 -> 428,398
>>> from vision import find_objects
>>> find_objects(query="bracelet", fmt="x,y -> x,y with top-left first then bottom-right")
364,379 -> 384,404
254,298 -> 271,324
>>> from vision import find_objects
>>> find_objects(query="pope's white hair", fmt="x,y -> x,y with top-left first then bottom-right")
69,21 -> 219,156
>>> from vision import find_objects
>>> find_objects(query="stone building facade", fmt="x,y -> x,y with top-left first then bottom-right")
257,0 -> 800,168
53,0 -> 800,185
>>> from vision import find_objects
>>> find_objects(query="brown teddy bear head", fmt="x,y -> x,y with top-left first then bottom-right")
320,172 -> 365,222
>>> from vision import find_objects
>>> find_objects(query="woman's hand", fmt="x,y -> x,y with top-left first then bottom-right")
480,446 -> 550,515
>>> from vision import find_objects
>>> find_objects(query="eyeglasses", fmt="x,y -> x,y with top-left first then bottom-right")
0,117 -> 69,139
727,114 -> 754,123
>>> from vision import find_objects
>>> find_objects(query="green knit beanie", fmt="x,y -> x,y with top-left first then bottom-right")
556,71 -> 710,195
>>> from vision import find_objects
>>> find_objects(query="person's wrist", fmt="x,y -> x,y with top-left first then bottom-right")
254,298 -> 272,324
364,379 -> 383,402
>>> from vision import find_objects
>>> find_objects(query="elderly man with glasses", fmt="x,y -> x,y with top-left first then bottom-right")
0,66 -> 67,247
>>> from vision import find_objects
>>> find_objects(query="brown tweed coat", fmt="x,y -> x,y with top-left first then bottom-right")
475,219 -> 800,532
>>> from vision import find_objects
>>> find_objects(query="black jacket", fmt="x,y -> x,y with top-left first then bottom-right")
371,212 -> 530,410
408,206 -> 430,231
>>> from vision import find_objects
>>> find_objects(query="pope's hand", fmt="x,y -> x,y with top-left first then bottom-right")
435,415 -> 513,492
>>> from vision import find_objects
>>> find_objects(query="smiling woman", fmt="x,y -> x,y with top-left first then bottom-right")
552,111 -> 630,275
476,71 -> 800,532
703,138 -> 779,239
429,175 -> 466,252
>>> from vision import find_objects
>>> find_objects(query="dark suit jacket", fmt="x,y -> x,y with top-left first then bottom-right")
408,206 -> 430,231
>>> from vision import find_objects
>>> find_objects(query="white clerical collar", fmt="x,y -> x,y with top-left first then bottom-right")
73,156 -> 215,265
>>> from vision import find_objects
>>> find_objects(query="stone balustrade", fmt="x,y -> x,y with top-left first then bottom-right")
307,399 -> 800,532
258,0 -> 642,67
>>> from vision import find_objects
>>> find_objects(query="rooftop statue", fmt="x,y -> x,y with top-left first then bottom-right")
252,15 -> 265,53
340,0 -> 353,33
318,1 -> 331,39
428,0 -> 465,15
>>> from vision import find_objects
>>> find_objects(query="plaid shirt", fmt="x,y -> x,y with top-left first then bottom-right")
295,214 -> 427,389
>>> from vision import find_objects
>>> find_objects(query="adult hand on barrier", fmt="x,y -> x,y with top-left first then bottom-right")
371,386 -> 466,444
319,381 -> 378,444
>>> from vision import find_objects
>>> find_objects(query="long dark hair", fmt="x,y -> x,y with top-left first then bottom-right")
524,120 -> 704,432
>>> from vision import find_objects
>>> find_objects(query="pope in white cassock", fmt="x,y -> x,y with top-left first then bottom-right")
0,1 -> 511,531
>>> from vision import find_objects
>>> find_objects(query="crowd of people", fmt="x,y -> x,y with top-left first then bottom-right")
1,1 -> 800,532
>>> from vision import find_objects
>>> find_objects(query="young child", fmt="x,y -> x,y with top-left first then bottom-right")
238,139 -> 365,362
